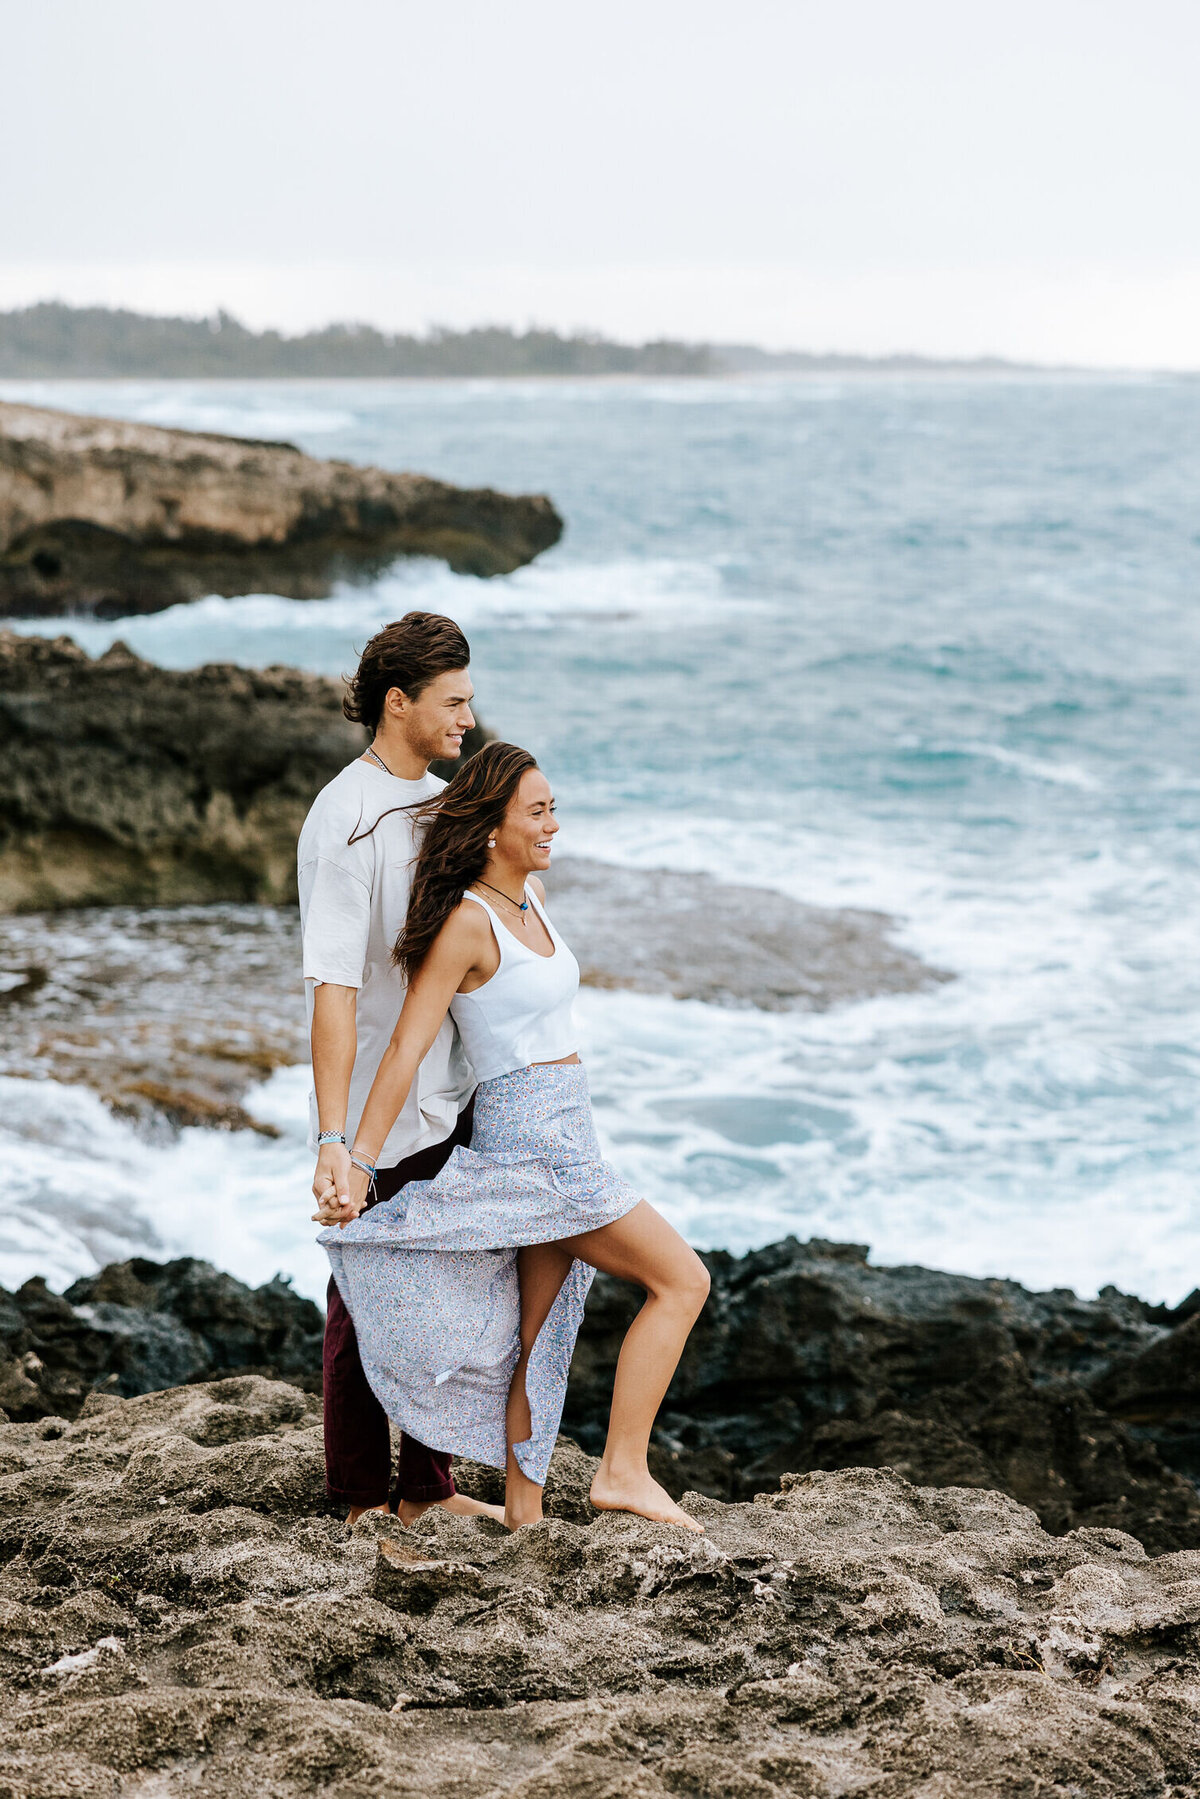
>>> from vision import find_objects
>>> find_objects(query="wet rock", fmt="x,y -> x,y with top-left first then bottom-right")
0,868 -> 947,1134
1092,1311 -> 1200,1486
0,1378 -> 1195,1795
545,858 -> 951,1009
0,1258 -> 323,1420
0,399 -> 563,617
0,898 -> 310,1128
564,1236 -> 1200,1556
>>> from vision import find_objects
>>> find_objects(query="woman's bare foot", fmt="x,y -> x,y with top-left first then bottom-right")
589,1467 -> 704,1533
502,1457 -> 546,1532
503,1497 -> 544,1532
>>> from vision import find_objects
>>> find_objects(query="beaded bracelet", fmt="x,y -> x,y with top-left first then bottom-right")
317,1130 -> 347,1146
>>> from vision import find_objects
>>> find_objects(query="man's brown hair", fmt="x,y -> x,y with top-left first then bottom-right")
343,612 -> 471,732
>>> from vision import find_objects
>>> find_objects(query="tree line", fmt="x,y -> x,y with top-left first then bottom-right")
0,303 -> 715,378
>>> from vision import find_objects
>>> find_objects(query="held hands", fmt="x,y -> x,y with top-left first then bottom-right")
310,1141 -> 371,1229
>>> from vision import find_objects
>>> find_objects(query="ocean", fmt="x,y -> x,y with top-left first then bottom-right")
2,373 -> 1198,1307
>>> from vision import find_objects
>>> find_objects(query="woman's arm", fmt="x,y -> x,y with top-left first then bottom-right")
321,906 -> 488,1224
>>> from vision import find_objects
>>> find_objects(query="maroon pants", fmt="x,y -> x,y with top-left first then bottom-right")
322,1100 -> 474,1508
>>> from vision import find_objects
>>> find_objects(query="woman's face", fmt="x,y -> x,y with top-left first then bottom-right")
493,769 -> 559,873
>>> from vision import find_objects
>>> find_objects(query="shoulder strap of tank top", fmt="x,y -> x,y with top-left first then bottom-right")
461,888 -> 509,957
524,883 -> 556,938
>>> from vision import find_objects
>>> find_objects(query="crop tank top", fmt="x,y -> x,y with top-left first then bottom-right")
451,885 -> 580,1083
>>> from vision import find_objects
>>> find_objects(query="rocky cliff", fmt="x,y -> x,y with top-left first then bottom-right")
0,1375 -> 1195,1796
0,632 -> 368,910
0,399 -> 563,616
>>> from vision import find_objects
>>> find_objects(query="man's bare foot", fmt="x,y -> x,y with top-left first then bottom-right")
395,1493 -> 506,1527
439,1492 -> 506,1525
346,1503 -> 390,1528
589,1468 -> 704,1533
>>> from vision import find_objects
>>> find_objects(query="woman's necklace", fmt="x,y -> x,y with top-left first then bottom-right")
475,878 -> 529,926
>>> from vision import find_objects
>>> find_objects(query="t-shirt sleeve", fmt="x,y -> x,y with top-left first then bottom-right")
299,856 -> 372,988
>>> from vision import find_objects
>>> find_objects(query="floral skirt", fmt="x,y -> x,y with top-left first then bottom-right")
320,1063 -> 640,1485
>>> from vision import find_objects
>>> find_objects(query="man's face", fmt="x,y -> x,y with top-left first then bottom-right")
392,668 -> 475,763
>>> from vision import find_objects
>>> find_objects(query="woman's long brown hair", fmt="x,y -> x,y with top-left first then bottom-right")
395,741 -> 538,980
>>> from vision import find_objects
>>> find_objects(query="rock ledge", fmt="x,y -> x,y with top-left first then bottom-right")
0,1375 -> 1195,1796
0,399 -> 563,616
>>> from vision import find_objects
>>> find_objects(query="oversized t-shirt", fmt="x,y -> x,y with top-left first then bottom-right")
297,757 -> 472,1168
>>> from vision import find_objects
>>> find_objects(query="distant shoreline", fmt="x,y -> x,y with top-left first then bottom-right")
0,366 -> 1184,389
3,300 -> 1180,381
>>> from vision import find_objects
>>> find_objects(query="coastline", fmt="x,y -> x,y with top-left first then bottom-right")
0,377 -> 1196,1794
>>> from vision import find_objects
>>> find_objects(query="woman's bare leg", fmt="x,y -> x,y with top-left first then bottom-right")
559,1201 -> 710,1532
505,1241 -> 574,1530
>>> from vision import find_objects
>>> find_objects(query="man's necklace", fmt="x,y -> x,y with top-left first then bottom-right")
364,744 -> 396,776
475,878 -> 529,926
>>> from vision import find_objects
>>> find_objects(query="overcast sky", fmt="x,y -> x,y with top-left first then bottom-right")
2,0 -> 1198,365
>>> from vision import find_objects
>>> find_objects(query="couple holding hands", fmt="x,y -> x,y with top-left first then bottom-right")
303,611 -> 708,1533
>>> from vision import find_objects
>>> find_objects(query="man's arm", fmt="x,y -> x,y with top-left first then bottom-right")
299,847 -> 372,1222
310,982 -> 358,1213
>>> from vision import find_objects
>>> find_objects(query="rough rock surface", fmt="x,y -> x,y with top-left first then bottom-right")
0,1258 -> 323,1420
0,886 -> 945,1133
0,631 -> 372,911
569,1238 -> 1200,1557
0,399 -> 563,616
5,1244 -> 1200,1565
545,858 -> 951,1011
0,1376 -> 1196,1797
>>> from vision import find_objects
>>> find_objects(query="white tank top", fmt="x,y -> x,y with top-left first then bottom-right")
451,885 -> 580,1083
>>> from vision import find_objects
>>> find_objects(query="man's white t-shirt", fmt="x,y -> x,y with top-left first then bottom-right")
297,758 -> 473,1168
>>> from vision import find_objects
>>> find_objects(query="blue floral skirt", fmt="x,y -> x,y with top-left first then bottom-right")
320,1063 -> 640,1485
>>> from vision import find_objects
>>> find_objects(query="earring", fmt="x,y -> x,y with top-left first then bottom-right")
487,838 -> 496,849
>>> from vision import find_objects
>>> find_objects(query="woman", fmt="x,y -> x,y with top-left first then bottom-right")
315,742 -> 710,1532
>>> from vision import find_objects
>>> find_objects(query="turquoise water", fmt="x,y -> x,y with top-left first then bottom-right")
3,375 -> 1199,1303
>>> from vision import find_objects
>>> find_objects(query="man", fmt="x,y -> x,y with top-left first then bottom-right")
300,610 -> 499,1525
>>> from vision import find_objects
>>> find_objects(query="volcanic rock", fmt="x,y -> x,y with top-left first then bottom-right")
545,858 -> 951,1010
0,1257 -> 323,1421
5,1242 -> 1200,1566
1092,1310 -> 1200,1487
566,1237 -> 1200,1557
0,1375 -> 1195,1795
0,399 -> 563,617
0,631 -> 369,911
